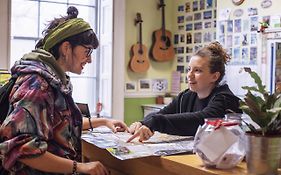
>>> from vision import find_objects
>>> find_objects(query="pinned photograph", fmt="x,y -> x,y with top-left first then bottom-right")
204,32 -> 212,42
206,0 -> 213,9
242,47 -> 249,63
234,35 -> 241,46
248,7 -> 258,16
194,22 -> 203,30
180,34 -> 185,43
250,16 -> 258,31
186,14 -> 193,22
194,12 -> 202,21
233,47 -> 241,62
185,2 -> 191,12
177,65 -> 185,73
200,0 -> 205,10
177,56 -> 184,63
186,46 -> 193,54
194,32 -> 202,43
178,25 -> 184,31
186,55 -> 191,62
227,20 -> 233,33
251,33 -> 257,45
243,19 -> 250,32
204,21 -> 212,29
177,16 -> 184,23
242,34 -> 249,46
186,24 -> 193,31
203,11 -> 212,20
177,47 -> 184,54
178,5 -> 184,12
226,35 -> 233,48
234,19 -> 241,33
174,34 -> 179,44
193,1 -> 198,11
250,47 -> 257,64
186,33 -> 192,44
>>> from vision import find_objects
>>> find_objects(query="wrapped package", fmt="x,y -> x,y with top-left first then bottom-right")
194,117 -> 246,169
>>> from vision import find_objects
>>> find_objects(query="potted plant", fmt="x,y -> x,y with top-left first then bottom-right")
163,92 -> 173,105
240,67 -> 281,175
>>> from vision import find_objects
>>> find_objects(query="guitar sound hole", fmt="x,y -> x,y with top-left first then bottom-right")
161,36 -> 171,48
138,50 -> 143,54
137,60 -> 145,64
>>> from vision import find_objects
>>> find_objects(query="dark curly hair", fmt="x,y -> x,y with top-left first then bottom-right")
35,6 -> 99,59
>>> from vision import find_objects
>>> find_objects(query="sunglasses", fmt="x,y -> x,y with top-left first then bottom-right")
81,45 -> 93,57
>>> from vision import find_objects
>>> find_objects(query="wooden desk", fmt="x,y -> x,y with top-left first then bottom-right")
82,140 -> 249,175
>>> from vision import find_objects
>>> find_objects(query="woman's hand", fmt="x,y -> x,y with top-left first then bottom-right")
128,122 -> 142,134
127,125 -> 154,142
78,161 -> 110,175
104,118 -> 128,133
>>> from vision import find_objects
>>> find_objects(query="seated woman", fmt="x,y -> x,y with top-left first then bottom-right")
128,41 -> 242,142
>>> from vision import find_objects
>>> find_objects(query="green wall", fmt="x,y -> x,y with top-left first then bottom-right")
124,98 -> 155,125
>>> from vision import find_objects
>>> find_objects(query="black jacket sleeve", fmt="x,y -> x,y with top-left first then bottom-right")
141,87 -> 242,136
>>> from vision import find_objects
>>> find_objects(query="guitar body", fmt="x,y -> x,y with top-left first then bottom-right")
130,43 -> 150,73
151,29 -> 175,62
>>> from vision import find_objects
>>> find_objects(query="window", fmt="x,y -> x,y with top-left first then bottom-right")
10,0 -> 112,116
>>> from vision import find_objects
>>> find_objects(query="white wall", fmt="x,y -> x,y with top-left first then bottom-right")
0,0 -> 10,69
112,0 -> 125,120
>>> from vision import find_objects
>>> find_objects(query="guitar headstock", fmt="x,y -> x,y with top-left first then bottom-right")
134,13 -> 143,25
158,0 -> 166,9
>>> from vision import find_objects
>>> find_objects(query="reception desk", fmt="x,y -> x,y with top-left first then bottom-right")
82,140 -> 251,175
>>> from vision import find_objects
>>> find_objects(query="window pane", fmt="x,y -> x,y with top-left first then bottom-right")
11,0 -> 38,37
74,5 -> 97,31
10,39 -> 36,67
39,2 -> 67,36
44,0 -> 67,3
71,77 -> 97,114
69,0 -> 96,6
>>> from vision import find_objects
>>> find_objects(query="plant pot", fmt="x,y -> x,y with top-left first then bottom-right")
246,133 -> 281,175
163,97 -> 173,105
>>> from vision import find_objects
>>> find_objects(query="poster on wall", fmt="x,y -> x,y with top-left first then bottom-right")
152,79 -> 168,92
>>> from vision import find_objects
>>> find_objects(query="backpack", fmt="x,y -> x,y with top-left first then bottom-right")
0,77 -> 17,125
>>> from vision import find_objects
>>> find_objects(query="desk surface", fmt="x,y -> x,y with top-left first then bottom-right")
82,140 -> 254,175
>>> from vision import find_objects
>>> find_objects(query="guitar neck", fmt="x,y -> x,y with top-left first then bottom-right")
160,1 -> 166,37
139,22 -> 143,52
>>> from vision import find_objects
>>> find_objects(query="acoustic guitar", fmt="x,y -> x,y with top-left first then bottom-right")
151,0 -> 175,62
129,13 -> 150,73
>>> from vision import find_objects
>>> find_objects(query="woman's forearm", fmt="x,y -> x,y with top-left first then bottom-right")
20,151 -> 75,174
82,117 -> 108,130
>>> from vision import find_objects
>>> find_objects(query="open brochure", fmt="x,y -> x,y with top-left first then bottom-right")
81,126 -> 194,160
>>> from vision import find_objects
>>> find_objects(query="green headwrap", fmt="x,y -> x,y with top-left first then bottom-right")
42,18 -> 92,51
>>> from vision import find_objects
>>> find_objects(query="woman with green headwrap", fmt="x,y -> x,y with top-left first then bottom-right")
0,6 -> 127,175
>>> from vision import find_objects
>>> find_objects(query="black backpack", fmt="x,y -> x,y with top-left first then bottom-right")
0,77 -> 17,125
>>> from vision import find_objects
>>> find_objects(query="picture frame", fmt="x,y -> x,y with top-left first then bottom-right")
152,79 -> 168,92
138,79 -> 151,92
125,81 -> 137,92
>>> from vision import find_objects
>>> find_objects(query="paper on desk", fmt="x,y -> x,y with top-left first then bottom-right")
81,127 -> 194,160
196,126 -> 238,162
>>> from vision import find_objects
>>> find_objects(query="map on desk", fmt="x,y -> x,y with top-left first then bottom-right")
82,127 -> 194,160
